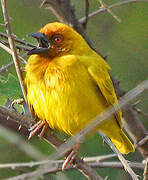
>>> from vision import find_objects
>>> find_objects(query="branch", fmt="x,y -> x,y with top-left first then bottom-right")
135,135 -> 148,148
0,159 -> 144,170
122,106 -> 148,158
98,0 -> 121,23
1,0 -> 27,102
0,154 -> 117,169
43,131 -> 103,180
0,31 -> 35,47
79,0 -> 148,23
0,38 -> 33,51
4,161 -> 144,180
100,132 -> 138,180
0,61 -> 13,73
143,157 -> 148,180
81,0 -> 89,29
133,106 -> 148,118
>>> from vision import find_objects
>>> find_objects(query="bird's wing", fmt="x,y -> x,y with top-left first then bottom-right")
88,59 -> 122,127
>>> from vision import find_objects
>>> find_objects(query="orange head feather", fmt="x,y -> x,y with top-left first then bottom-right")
28,22 -> 92,57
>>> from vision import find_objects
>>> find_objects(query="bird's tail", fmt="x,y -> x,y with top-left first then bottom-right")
107,129 -> 135,154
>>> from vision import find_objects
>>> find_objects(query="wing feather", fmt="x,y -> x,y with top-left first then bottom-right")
88,60 -> 122,127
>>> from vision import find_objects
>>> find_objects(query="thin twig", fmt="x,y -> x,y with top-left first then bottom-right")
0,161 -> 144,172
0,38 -> 33,51
79,0 -> 148,23
0,105 -> 33,129
143,157 -> 148,180
98,0 -> 121,23
0,154 -> 117,169
1,0 -> 27,102
0,31 -> 35,47
76,157 -> 104,180
83,154 -> 117,162
0,159 -> 144,170
135,135 -> 148,148
0,61 -> 13,73
5,161 -> 144,180
82,0 -> 89,29
100,132 -> 139,180
122,107 -> 148,158
133,107 -> 148,118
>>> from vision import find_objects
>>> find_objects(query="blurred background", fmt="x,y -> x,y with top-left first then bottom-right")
0,0 -> 148,179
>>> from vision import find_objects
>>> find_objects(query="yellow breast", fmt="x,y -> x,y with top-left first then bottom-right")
25,54 -> 109,135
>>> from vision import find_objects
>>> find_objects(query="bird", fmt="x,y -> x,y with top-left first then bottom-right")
25,22 -> 134,169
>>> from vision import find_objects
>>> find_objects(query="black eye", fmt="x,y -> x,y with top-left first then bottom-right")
52,34 -> 63,44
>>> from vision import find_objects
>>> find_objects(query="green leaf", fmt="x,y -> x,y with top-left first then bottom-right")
0,73 -> 23,98
0,96 -> 7,106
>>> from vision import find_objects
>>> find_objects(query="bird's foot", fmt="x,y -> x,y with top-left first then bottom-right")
62,143 -> 81,171
28,120 -> 48,140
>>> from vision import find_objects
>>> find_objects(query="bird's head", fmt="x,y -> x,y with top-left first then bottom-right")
28,22 -> 90,57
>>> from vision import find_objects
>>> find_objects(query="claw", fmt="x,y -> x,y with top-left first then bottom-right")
38,123 -> 48,139
28,120 -> 42,131
62,143 -> 81,171
28,120 -> 48,140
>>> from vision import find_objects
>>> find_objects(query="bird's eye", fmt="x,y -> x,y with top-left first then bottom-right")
55,37 -> 62,43
52,34 -> 63,44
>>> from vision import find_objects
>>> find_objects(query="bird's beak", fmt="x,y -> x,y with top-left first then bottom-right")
27,32 -> 50,55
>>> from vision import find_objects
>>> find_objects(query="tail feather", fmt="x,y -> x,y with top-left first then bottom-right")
109,130 -> 135,154
98,118 -> 135,154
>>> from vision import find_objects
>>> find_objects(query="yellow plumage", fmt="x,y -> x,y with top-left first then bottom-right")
25,22 -> 134,154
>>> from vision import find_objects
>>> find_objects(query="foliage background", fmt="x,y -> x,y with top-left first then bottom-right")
0,0 -> 147,179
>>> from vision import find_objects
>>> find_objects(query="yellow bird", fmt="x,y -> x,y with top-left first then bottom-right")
25,22 -> 134,165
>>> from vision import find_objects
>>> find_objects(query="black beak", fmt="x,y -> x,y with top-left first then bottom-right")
27,32 -> 50,55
